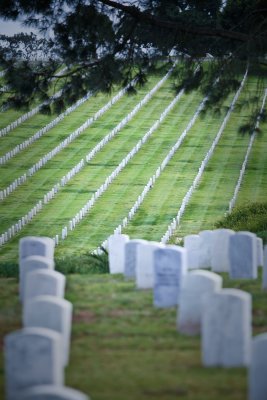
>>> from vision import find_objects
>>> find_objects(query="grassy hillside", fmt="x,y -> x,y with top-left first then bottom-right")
0,63 -> 266,266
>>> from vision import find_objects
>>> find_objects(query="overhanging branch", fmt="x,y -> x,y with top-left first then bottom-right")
98,0 -> 252,43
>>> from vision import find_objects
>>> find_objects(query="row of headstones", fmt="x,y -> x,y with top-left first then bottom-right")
0,90 -> 93,165
85,64 -> 172,164
0,202 -> 43,246
0,80 -> 140,244
184,229 -> 266,282
4,236 -> 89,400
160,70 -> 248,244
54,76 -> 186,247
25,77 -> 139,179
1,77 -> 134,209
0,64 -> 177,245
92,85 -> 209,255
0,174 -> 27,201
0,89 -> 62,138
107,233 -> 267,400
2,61 -> 172,201
228,88 -> 267,213
98,69 -> 245,254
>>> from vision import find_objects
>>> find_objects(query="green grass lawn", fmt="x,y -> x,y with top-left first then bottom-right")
0,270 -> 266,400
0,66 -> 266,264
0,64 -> 266,400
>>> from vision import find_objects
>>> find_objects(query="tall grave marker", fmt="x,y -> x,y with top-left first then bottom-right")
153,245 -> 187,308
108,234 -> 129,274
229,231 -> 257,279
136,241 -> 164,289
201,288 -> 251,367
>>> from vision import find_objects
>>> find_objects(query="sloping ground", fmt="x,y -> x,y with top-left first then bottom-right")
0,65 -> 266,264
0,271 -> 266,400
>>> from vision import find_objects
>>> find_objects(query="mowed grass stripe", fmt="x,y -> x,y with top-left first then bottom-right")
170,76 -> 264,237
235,117 -> 267,206
0,88 -> 203,260
0,73 -> 170,187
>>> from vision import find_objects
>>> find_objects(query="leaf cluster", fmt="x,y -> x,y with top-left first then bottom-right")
0,0 -> 266,113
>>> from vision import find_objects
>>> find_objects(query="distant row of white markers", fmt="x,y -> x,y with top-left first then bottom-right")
0,89 -> 63,138
107,230 -> 267,400
0,62 -> 175,202
0,65 -> 177,246
95,68 -> 248,253
0,66 -> 68,137
160,68 -> 251,244
4,236 -> 89,400
0,76 -> 136,201
228,87 -> 267,213
0,68 -> 254,250
0,90 -> 94,165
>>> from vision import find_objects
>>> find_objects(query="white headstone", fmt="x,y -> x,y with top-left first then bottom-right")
257,237 -> 264,267
184,234 -> 200,269
211,229 -> 235,272
20,256 -> 54,302
263,245 -> 267,290
201,288 -> 251,367
4,328 -> 63,400
249,333 -> 267,400
136,241 -> 164,289
177,270 -> 222,335
19,236 -> 55,263
108,234 -> 129,274
23,296 -> 72,366
20,385 -> 89,400
24,270 -> 66,303
153,245 -> 187,308
198,230 -> 213,268
229,232 -> 257,279
124,239 -> 147,279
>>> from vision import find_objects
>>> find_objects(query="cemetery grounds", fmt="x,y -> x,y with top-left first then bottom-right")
0,62 -> 267,399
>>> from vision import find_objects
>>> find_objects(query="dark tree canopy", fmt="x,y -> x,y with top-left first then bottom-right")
0,0 -> 266,113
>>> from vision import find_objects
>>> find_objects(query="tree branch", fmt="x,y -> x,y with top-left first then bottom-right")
98,0 -> 253,43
